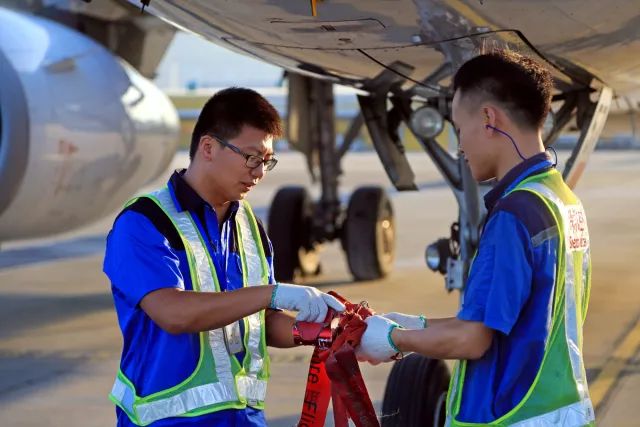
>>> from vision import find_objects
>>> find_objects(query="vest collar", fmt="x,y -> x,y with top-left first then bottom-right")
484,152 -> 554,212
168,169 -> 239,216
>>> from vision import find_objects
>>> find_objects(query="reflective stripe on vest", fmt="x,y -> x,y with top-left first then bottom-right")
445,170 -> 594,426
235,203 -> 269,396
111,380 -> 238,425
509,398 -> 594,427
109,187 -> 270,425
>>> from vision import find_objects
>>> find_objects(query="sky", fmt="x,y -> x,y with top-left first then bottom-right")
154,31 -> 283,91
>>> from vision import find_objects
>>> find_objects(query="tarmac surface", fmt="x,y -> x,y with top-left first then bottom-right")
1,150 -> 639,426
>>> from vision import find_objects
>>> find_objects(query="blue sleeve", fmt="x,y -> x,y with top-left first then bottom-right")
103,210 -> 184,307
457,211 -> 533,335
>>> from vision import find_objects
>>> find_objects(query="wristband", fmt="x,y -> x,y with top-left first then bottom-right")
419,314 -> 428,329
387,324 -> 400,352
269,284 -> 279,309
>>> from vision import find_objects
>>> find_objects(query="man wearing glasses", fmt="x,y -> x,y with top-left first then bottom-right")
104,88 -> 344,427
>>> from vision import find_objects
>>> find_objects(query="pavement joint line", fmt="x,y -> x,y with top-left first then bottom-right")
590,314 -> 640,410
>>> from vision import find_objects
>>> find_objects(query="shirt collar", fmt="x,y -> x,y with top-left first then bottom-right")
484,152 -> 554,212
168,169 -> 239,215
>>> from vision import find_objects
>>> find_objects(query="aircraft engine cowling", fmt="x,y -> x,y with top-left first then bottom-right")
0,7 -> 179,241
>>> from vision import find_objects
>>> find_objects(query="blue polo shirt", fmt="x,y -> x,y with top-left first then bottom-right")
456,153 -> 560,422
103,170 -> 274,427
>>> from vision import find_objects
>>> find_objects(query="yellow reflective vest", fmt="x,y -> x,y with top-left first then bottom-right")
109,187 -> 271,426
446,169 -> 595,426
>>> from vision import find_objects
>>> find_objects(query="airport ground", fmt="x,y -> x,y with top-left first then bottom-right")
1,150 -> 639,426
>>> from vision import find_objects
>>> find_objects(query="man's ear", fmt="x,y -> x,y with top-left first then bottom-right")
483,106 -> 497,132
199,135 -> 215,161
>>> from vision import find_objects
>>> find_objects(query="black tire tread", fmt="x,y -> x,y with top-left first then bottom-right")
381,354 -> 450,427
343,186 -> 394,281
267,186 -> 307,282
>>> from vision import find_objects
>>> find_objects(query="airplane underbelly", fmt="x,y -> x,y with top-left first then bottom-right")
134,0 -> 640,96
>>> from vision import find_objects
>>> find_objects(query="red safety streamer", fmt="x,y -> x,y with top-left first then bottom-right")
296,292 -> 380,427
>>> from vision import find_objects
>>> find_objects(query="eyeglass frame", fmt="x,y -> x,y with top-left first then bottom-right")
208,133 -> 278,172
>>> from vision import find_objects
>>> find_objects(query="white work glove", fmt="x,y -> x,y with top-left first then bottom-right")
355,315 -> 402,365
381,312 -> 427,330
270,283 -> 345,322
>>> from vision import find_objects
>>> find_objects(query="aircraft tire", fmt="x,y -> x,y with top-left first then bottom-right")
381,354 -> 449,427
343,186 -> 395,281
268,186 -> 320,282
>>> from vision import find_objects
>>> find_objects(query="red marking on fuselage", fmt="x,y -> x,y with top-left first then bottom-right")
54,139 -> 79,196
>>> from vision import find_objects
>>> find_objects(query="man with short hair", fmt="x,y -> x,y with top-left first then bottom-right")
356,51 -> 595,425
104,87 -> 344,427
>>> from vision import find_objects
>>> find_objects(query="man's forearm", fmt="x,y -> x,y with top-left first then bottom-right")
141,286 -> 275,334
265,310 -> 297,348
391,317 -> 493,360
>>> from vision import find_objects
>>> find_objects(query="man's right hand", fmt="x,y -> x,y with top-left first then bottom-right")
270,283 -> 345,322
355,315 -> 401,365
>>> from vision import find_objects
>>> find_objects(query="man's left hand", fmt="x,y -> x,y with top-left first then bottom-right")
355,315 -> 401,365
382,312 -> 426,329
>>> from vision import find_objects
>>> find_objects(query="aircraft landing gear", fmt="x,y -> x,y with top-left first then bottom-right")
268,74 -> 403,283
268,184 -> 396,283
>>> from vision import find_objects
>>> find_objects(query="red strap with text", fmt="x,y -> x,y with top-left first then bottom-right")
296,292 -> 380,427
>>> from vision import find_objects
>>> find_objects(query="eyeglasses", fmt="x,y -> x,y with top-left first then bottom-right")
209,134 -> 278,172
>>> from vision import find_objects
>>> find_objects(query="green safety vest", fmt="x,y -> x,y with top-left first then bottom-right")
446,169 -> 595,426
109,187 -> 271,426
